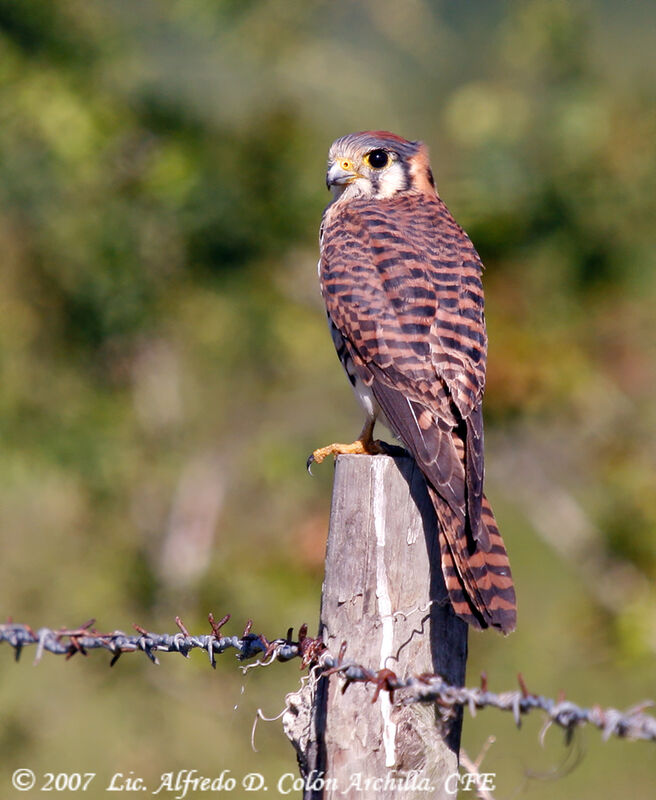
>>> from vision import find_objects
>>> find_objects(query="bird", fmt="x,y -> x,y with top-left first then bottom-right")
309,130 -> 516,634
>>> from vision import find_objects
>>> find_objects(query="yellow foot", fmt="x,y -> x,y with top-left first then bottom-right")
307,438 -> 384,474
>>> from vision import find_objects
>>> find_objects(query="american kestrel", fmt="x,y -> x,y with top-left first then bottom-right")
310,131 -> 516,633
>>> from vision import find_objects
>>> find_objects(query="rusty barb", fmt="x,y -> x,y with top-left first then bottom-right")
2,616 -> 655,744
0,614 -> 303,669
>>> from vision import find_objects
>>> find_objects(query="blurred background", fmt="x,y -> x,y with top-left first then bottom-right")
0,0 -> 654,796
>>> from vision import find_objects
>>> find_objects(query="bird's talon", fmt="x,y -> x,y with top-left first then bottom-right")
306,448 -> 331,475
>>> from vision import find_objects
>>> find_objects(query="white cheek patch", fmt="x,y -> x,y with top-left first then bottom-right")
374,162 -> 407,198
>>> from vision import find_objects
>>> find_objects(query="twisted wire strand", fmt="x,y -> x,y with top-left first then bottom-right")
2,617 -> 654,743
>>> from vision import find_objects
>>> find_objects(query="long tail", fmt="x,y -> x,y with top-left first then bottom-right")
365,372 -> 516,632
428,486 -> 517,634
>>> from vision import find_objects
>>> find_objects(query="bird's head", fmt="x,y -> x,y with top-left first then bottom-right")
326,131 -> 436,202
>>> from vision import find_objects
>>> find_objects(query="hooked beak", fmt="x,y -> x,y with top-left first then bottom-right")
326,159 -> 360,189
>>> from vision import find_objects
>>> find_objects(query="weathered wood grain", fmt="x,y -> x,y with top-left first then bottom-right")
285,453 -> 468,800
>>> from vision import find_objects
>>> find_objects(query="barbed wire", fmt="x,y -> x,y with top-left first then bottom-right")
0,615 -> 300,668
2,615 -> 654,744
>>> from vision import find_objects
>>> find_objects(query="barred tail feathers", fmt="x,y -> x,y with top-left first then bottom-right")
428,486 -> 516,634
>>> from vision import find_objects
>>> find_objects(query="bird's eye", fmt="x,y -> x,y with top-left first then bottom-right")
366,149 -> 389,169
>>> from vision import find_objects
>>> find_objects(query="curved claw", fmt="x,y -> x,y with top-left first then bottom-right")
306,453 -> 315,476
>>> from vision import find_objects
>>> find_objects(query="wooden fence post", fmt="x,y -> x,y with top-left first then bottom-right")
284,453 -> 468,799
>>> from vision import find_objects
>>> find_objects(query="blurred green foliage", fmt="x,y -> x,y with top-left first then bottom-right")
0,1 -> 655,797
